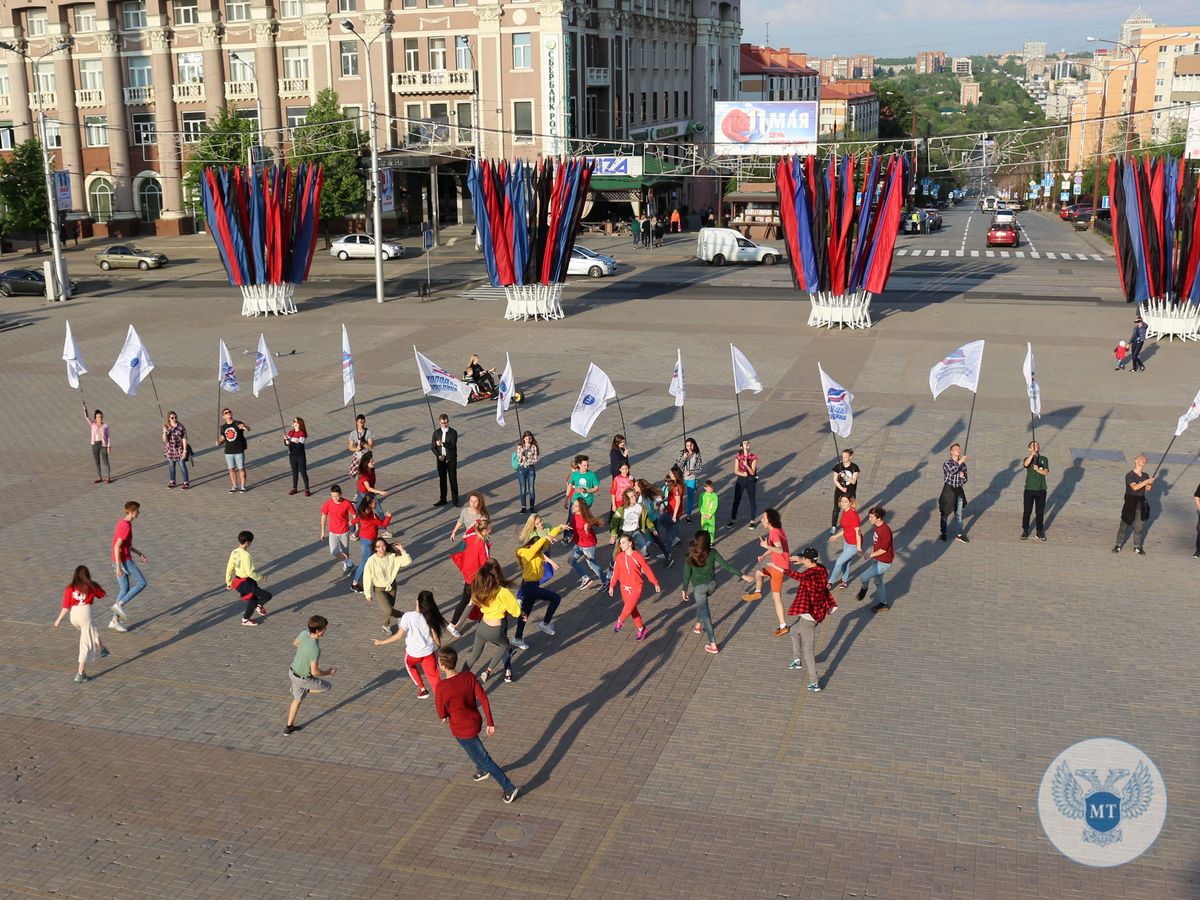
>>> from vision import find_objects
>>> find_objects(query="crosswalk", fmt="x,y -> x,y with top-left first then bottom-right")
896,248 -> 1107,262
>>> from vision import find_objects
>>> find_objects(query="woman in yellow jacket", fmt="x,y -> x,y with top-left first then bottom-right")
509,514 -> 563,650
362,537 -> 411,636
460,559 -> 523,683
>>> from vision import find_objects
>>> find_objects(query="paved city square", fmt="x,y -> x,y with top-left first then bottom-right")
1,210 -> 1198,897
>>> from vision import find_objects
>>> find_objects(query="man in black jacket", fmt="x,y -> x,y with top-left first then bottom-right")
432,414 -> 459,507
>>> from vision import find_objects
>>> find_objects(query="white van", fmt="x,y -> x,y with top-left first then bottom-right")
695,228 -> 782,266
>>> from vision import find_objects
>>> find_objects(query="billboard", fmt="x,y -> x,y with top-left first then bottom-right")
1185,103 -> 1200,160
587,156 -> 644,177
713,101 -> 818,156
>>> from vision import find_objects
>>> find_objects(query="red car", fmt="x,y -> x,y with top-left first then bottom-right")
986,223 -> 1019,248
1060,203 -> 1092,221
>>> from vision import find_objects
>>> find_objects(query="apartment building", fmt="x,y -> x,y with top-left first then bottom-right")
915,50 -> 945,75
737,43 -> 818,102
0,0 -> 742,235
806,53 -> 874,81
817,79 -> 877,139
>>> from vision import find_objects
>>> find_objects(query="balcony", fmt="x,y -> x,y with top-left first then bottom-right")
279,77 -> 310,98
0,95 -> 9,112
390,69 -> 473,95
173,82 -> 206,103
123,85 -> 154,104
75,88 -> 106,107
28,90 -> 57,109
225,80 -> 258,100
586,66 -> 610,86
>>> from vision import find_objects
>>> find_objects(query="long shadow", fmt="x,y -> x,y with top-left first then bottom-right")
302,668 -> 403,726
1044,456 -> 1085,531
816,603 -> 876,683
964,461 -> 1021,527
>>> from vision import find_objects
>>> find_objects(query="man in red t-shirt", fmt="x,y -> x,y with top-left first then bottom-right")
857,506 -> 895,611
319,484 -> 356,575
434,647 -> 518,804
109,500 -> 147,632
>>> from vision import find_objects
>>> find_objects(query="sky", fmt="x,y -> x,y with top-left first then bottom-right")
743,1 -> 1198,58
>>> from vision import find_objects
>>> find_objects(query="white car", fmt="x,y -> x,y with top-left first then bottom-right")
329,233 -> 405,261
991,210 -> 1016,227
567,245 -> 617,278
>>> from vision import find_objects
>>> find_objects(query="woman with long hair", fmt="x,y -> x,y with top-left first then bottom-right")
350,496 -> 392,593
374,590 -> 447,698
826,495 -> 862,590
84,403 -> 112,484
355,450 -> 389,516
609,435 -> 631,510
634,479 -> 672,564
676,437 -> 703,520
54,565 -> 110,681
728,438 -> 759,528
681,531 -> 751,654
450,491 -> 490,542
515,431 -> 540,514
510,514 -> 563,651
460,559 -> 523,682
362,537 -> 412,635
742,507 -> 792,637
448,518 -> 493,638
567,496 -> 605,589
284,416 -> 310,496
660,466 -> 685,551
162,410 -> 190,489
608,532 -> 660,641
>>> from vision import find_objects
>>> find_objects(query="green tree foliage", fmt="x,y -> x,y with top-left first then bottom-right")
289,88 -> 365,239
0,138 -> 50,252
183,107 -> 255,226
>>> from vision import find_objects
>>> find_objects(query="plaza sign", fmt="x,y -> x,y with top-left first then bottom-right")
586,156 -> 644,178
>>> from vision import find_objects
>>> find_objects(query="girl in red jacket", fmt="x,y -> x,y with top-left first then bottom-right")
350,496 -> 392,593
608,533 -> 660,641
54,565 -> 110,682
447,518 -> 492,637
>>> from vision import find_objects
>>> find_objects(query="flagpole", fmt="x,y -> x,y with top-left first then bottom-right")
680,404 -> 687,449
216,378 -> 222,438
513,400 -> 522,435
963,393 -> 978,454
351,397 -> 358,421
1148,436 -> 1176,480
78,382 -> 88,410
734,391 -> 745,443
424,395 -> 437,430
147,371 -> 164,420
1030,409 -> 1037,445
614,393 -> 628,439
271,383 -> 287,432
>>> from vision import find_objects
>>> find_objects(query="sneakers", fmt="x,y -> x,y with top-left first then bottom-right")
111,602 -> 128,620
304,490 -> 311,497
181,483 -> 190,490
229,487 -> 238,494
472,771 -> 490,782
536,621 -> 556,636
747,521 -> 757,530
74,673 -> 91,683
480,669 -> 491,683
664,556 -> 674,568
1112,545 -> 1121,554
256,604 -> 268,618
241,618 -> 259,626
613,621 -> 623,633
692,623 -> 703,634
578,578 -> 597,591
447,622 -> 462,638
168,481 -> 176,489
510,637 -> 529,651
350,583 -> 362,594
635,626 -> 647,641
416,688 -> 430,699
704,643 -> 719,654
741,591 -> 762,602
939,534 -> 947,542
502,787 -> 520,804
342,562 -> 355,576
1037,534 -> 1047,543
238,486 -> 247,493
1019,531 -> 1029,541
873,602 -> 890,612
381,625 -> 393,637
773,625 -> 790,637
1135,546 -> 1146,556
806,681 -> 822,693
955,534 -> 970,543
855,587 -> 867,602
94,478 -> 103,484
504,670 -> 513,683
787,659 -> 803,670
829,526 -> 838,536
99,647 -> 110,658
725,520 -> 736,529
107,618 -> 128,633
837,581 -> 849,590
380,530 -> 394,540
284,723 -> 301,735
288,489 -> 298,496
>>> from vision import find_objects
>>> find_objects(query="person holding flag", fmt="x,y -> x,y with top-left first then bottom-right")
1020,441 -> 1049,542
83,404 -> 112,484
938,444 -> 970,543
1113,454 -> 1154,556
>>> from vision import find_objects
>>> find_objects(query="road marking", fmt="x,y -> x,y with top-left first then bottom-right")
897,248 -> 908,256
955,250 -> 964,257
985,250 -> 995,257
1076,253 -> 1088,260
1091,254 -> 1103,261
1015,251 -> 1025,258
970,250 -> 980,257
1046,252 -> 1056,259
1000,250 -> 1011,257
960,214 -> 972,251
940,249 -> 949,257
1030,251 -> 1040,259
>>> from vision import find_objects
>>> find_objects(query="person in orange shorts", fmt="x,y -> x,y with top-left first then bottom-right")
741,508 -> 791,637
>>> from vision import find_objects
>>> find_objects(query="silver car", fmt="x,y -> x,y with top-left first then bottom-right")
329,233 -> 405,261
95,244 -> 168,270
567,245 -> 617,278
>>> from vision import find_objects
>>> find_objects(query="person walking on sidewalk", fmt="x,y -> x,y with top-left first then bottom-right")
938,443 -> 970,543
225,530 -> 273,626
431,414 -> 460,507
354,451 -> 389,517
434,647 -> 519,803
1114,454 -> 1154,555
447,519 -> 493,638
84,404 -> 112,484
781,548 -> 838,693
319,485 -> 356,577
374,590 -> 446,698
54,565 -> 110,682
681,530 -> 751,654
830,448 -> 860,535
608,533 -> 661,641
362,537 -> 412,636
741,508 -> 792,637
286,615 -> 336,735
826,496 -> 862,589
1129,316 -> 1148,372
1020,440 -> 1049,541
109,501 -> 146,633
728,439 -> 759,529
162,411 -> 189,489
856,507 -> 895,611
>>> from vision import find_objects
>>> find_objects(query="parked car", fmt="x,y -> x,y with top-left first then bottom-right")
986,223 -> 1020,248
95,244 -> 168,270
1072,208 -> 1111,230
567,245 -> 617,278
921,208 -> 943,231
0,267 -> 79,297
1060,203 -> 1092,221
329,233 -> 405,261
695,227 -> 781,266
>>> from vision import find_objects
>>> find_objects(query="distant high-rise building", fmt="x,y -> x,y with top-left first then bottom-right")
1119,7 -> 1155,54
952,57 -> 973,76
1022,41 -> 1047,65
915,51 -> 947,74
805,54 -> 876,81
959,80 -> 981,106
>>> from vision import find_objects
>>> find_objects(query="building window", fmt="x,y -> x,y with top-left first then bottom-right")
513,100 -> 533,141
454,0 -> 467,7
640,92 -> 646,121
132,112 -> 156,144
652,93 -> 658,119
127,55 -> 152,87
177,51 -> 202,83
455,35 -> 471,70
89,177 -> 114,222
340,41 -> 359,77
683,90 -> 688,116
429,37 -> 447,71
44,119 -> 62,148
455,100 -> 472,142
182,111 -> 206,143
286,106 -> 309,129
280,0 -> 302,16
403,0 -> 416,7
79,59 -> 104,91
36,68 -> 56,94
405,102 -> 422,142
0,67 -> 9,100
226,0 -> 251,21
428,0 -> 445,7
0,126 -> 14,151
338,0 -> 356,10
28,10 -> 48,36
173,0 -> 197,25
85,115 -> 109,147
404,39 -> 419,71
673,90 -> 679,117
74,5 -> 97,32
282,47 -> 309,79
121,0 -> 146,30
139,178 -> 163,223
341,104 -> 361,131
512,33 -> 531,69
640,43 -> 646,67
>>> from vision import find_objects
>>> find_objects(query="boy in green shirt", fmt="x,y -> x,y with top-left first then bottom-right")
567,455 -> 600,507
698,480 -> 719,541
286,614 -> 336,735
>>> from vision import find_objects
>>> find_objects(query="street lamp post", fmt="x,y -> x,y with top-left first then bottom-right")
342,19 -> 392,304
0,38 -> 72,301
1077,57 -> 1143,224
1087,32 -> 1191,153
229,52 -> 264,171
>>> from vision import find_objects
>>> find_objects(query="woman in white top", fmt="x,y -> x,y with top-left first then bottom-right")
373,590 -> 447,698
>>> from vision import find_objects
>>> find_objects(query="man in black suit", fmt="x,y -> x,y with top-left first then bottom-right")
431,414 -> 459,507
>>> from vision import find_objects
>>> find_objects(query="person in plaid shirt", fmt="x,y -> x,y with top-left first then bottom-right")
938,443 -> 970,543
781,548 -> 838,693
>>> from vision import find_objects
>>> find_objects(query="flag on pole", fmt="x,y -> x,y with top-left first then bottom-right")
1023,342 -> 1041,417
108,325 -> 154,396
63,321 -> 87,389
929,340 -> 985,399
253,333 -> 278,398
570,363 -> 617,437
341,324 -> 356,407
496,353 -> 515,427
1174,387 -> 1200,437
731,343 -> 762,394
414,346 -> 471,406
669,348 -> 686,407
218,339 -> 239,393
818,363 -> 854,438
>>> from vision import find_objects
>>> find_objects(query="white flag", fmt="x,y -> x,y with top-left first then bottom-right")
1175,387 -> 1200,437
218,339 -> 239,393
731,343 -> 762,394
1023,342 -> 1041,418
929,340 -> 985,399
818,363 -> 854,439
341,324 -> 356,407
63,321 -> 87,389
414,346 -> 470,406
108,324 -> 154,396
669,348 -> 686,407
570,363 -> 617,437
253,333 -> 278,398
496,353 -> 515,427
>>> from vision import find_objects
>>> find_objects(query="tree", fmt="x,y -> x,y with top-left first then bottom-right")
0,138 -> 50,253
183,107 -> 255,228
289,88 -> 366,244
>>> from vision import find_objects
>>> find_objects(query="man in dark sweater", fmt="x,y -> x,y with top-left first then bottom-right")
435,648 -> 518,803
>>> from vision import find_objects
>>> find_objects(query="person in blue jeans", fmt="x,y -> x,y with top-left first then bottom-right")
435,648 -> 518,804
826,495 -> 861,588
515,431 -> 539,514
856,507 -> 895,611
109,500 -> 147,633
